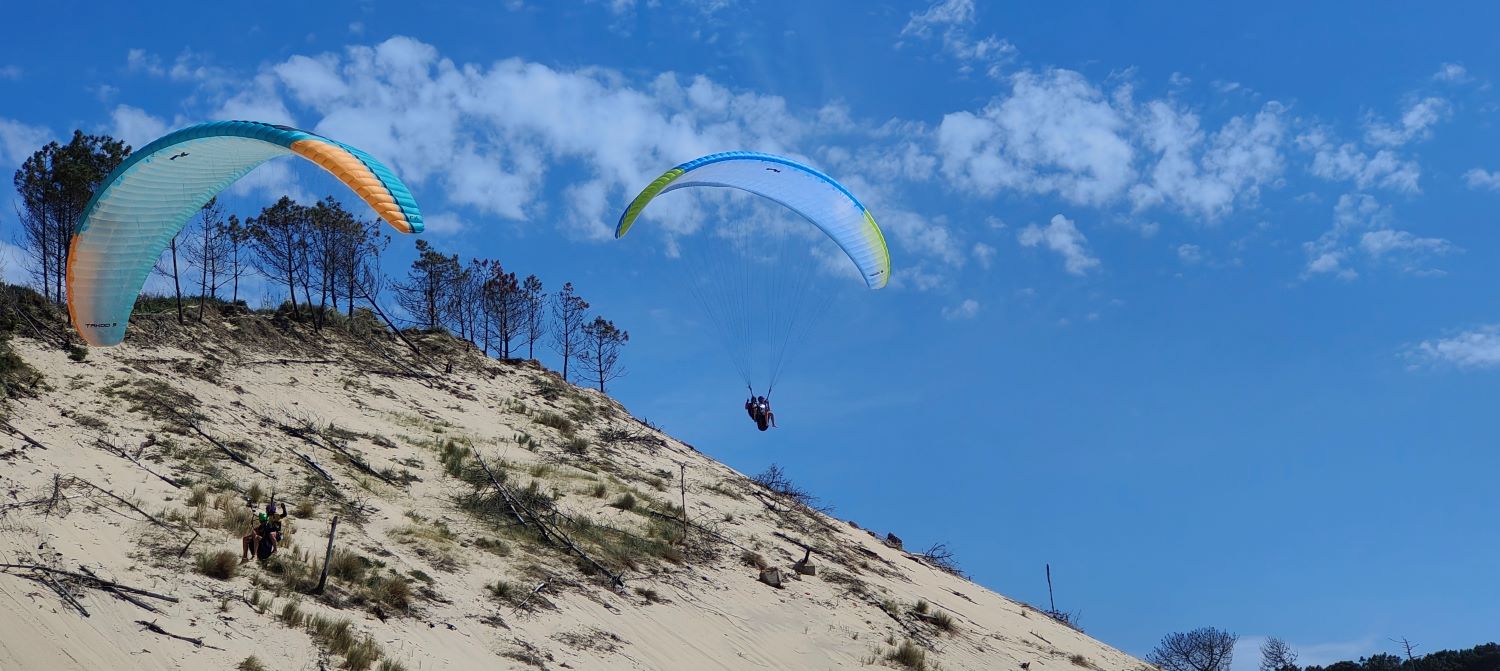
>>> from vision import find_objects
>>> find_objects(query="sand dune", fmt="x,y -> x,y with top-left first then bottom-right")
0,325 -> 1144,671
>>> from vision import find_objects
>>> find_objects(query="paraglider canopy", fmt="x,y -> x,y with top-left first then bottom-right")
615,151 -> 891,397
67,120 -> 423,346
617,151 -> 890,288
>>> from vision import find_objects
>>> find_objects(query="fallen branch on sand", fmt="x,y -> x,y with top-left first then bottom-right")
136,620 -> 217,648
92,439 -> 182,489
288,446 -> 335,483
80,566 -> 160,614
72,477 -> 172,530
514,581 -> 549,611
472,450 -> 624,589
0,419 -> 48,449
0,494 -> 89,513
276,411 -> 397,486
0,564 -> 180,603
40,570 -> 89,617
178,417 -> 267,476
245,358 -> 339,366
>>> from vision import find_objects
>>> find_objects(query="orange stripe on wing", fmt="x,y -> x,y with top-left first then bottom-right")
290,139 -> 413,233
66,234 -> 86,344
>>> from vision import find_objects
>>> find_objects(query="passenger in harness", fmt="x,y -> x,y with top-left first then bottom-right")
745,395 -> 776,431
242,501 -> 288,562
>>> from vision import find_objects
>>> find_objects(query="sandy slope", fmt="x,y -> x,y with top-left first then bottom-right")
0,328 -> 1146,671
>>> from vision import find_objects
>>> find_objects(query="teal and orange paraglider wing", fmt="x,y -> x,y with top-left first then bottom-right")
67,120 -> 423,346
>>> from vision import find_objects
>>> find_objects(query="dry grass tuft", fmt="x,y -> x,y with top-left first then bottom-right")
887,639 -> 928,669
196,550 -> 238,580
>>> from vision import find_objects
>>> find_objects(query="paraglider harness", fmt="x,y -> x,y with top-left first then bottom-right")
746,387 -> 773,432
252,502 -> 286,561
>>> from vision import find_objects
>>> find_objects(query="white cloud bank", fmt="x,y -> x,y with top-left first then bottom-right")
1019,214 -> 1099,276
1409,325 -> 1500,369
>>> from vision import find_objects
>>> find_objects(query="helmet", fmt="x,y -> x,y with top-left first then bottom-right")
258,512 -> 268,522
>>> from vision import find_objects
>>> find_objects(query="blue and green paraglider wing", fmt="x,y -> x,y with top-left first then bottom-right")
615,151 -> 891,289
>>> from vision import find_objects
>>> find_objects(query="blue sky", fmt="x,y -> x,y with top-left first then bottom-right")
4,0 -> 1499,665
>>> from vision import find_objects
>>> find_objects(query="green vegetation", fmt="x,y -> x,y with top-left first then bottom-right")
740,551 -> 768,570
931,609 -> 955,632
237,656 -> 268,671
195,550 -> 238,580
563,436 -> 589,455
535,410 -> 575,436
186,485 -> 209,508
1302,643 -> 1500,671
474,537 -> 512,556
487,579 -> 519,603
328,548 -> 370,582
438,439 -> 469,478
610,492 -> 637,511
887,639 -> 928,670
279,599 -> 306,627
294,499 -> 316,518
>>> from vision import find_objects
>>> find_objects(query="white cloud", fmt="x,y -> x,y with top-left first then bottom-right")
0,65 -> 20,81
1176,243 -> 1203,264
941,298 -> 980,320
1364,96 -> 1450,147
169,34 -> 972,280
420,212 -> 467,235
215,73 -> 296,125
1411,325 -> 1500,369
109,105 -> 170,151
1297,128 -> 1421,194
127,48 -> 163,76
1130,101 -> 1287,220
1433,62 -> 1470,83
972,242 -> 996,268
1303,193 -> 1454,279
1212,80 -> 1245,94
1018,214 -> 1099,275
348,21 -> 365,36
598,0 -> 733,17
1359,228 -> 1453,260
899,0 -> 1016,77
937,69 -> 1135,205
875,207 -> 965,267
933,67 -> 1288,222
0,117 -> 51,167
127,47 -> 232,88
892,264 -> 945,291
1463,168 -> 1500,190
247,38 -> 802,233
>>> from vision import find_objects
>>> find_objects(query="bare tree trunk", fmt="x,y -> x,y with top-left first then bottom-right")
313,516 -> 339,595
170,238 -> 184,324
197,231 -> 209,322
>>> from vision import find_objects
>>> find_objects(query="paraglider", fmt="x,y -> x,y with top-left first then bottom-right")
67,120 -> 423,347
616,151 -> 891,427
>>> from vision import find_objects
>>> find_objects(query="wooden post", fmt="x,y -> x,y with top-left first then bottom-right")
313,516 -> 339,595
678,462 -> 688,544
1046,563 -> 1055,613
